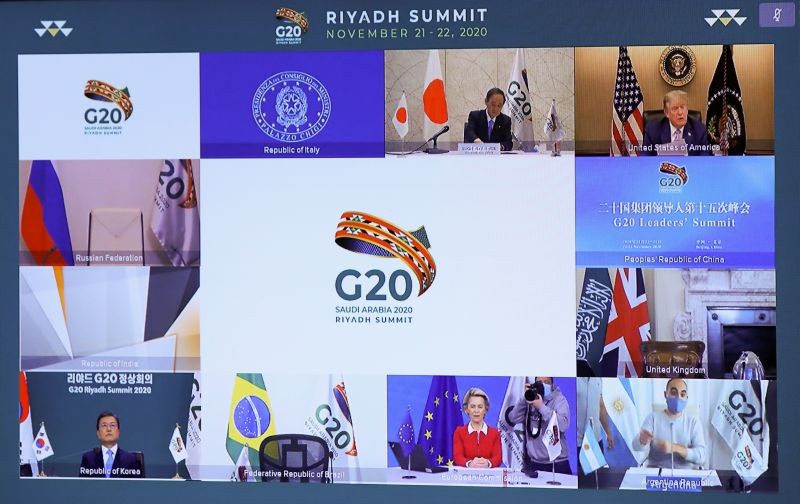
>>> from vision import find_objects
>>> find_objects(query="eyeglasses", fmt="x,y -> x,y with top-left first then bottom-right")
99,423 -> 118,430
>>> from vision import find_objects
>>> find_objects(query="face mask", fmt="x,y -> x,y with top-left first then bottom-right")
542,383 -> 552,399
666,396 -> 687,414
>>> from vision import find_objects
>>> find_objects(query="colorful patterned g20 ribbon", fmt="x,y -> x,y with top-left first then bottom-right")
659,161 -> 688,183
335,212 -> 436,296
84,80 -> 134,120
275,7 -> 309,32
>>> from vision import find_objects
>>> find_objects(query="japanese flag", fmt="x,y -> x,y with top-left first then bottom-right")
392,92 -> 409,139
422,50 -> 449,141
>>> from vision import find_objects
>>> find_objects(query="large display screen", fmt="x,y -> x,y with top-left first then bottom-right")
4,1 -> 796,503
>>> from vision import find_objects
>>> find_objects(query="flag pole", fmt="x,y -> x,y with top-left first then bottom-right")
547,460 -> 560,485
402,451 -> 416,479
590,416 -> 599,490
670,422 -> 675,478
551,99 -> 561,157
400,90 -> 406,155
39,421 -> 47,477
546,411 -> 560,485
172,423 -> 182,480
241,442 -> 250,482
402,404 -> 416,479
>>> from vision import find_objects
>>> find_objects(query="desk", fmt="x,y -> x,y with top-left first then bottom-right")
386,150 -> 575,157
386,467 -> 577,488
621,467 -> 721,490
586,467 -> 723,491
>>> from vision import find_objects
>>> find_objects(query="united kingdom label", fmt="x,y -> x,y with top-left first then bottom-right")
252,71 -> 331,143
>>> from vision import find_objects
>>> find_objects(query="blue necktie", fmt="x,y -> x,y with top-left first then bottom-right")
105,449 -> 114,478
488,119 -> 494,141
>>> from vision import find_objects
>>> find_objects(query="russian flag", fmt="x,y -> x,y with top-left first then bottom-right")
20,160 -> 74,265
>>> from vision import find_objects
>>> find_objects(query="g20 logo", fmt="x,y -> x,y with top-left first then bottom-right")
659,176 -> 683,187
507,79 -> 532,117
274,7 -> 308,46
334,212 -> 437,300
84,108 -> 124,124
275,24 -> 302,38
728,390 -> 763,436
658,161 -> 688,192
736,450 -> 753,469
335,269 -> 412,301
313,383 -> 357,456
83,79 -> 133,130
315,404 -> 352,450
155,160 -> 198,209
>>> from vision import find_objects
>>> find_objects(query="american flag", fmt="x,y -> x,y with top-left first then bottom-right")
611,47 -> 644,156
602,268 -> 651,377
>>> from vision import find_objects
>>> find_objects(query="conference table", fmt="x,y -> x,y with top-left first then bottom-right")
386,466 -> 577,488
386,149 -> 575,157
582,467 -> 747,492
614,468 -> 776,493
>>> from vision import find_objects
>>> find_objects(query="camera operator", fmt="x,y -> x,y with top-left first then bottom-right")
508,376 -> 571,475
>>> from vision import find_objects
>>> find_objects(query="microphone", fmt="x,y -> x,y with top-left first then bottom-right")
425,125 -> 450,154
429,125 -> 449,142
669,421 -> 675,477
407,125 -> 450,154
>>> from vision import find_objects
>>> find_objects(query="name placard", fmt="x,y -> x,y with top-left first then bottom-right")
458,143 -> 500,155
645,476 -> 702,492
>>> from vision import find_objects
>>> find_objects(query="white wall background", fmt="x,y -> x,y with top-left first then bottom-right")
18,53 -> 200,160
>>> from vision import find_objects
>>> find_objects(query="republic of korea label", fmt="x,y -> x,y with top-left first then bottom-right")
252,71 -> 332,142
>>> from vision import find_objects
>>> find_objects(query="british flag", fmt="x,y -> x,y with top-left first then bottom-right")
611,47 -> 644,156
602,268 -> 651,377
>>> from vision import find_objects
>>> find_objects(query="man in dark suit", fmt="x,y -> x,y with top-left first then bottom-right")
79,411 -> 143,478
464,87 -> 513,151
642,90 -> 712,156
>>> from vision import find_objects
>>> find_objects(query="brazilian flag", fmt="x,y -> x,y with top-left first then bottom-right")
226,373 -> 276,468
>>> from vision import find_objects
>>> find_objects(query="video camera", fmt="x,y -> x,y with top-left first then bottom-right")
524,380 -> 545,402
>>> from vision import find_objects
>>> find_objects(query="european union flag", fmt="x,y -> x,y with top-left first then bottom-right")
397,406 -> 415,457
417,376 -> 462,467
